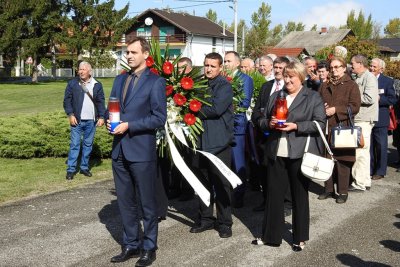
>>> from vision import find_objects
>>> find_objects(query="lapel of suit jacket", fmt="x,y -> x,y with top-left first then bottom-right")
288,86 -> 308,112
124,68 -> 150,106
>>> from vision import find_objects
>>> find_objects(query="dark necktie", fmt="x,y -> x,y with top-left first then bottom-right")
123,74 -> 136,103
275,80 -> 280,92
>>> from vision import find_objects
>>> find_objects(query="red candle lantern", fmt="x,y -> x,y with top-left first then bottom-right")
108,97 -> 120,133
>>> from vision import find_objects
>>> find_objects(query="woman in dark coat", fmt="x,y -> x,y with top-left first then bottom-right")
318,56 -> 361,204
252,62 -> 326,251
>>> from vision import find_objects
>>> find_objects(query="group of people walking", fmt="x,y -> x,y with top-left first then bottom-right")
63,37 -> 397,266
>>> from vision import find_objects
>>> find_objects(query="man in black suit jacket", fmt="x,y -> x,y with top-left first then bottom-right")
369,58 -> 397,180
189,52 -> 234,238
107,37 -> 167,267
251,57 -> 290,212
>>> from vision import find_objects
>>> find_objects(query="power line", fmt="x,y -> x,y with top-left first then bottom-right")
127,1 -> 230,15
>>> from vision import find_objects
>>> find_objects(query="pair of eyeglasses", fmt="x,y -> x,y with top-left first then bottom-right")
331,65 -> 343,70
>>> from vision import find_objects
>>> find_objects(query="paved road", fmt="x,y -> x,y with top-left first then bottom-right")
1,156 -> 399,266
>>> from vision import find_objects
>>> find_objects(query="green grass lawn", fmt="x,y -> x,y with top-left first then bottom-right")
0,78 -> 114,115
0,78 -> 116,204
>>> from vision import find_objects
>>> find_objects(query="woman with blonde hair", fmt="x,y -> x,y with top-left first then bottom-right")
252,62 -> 326,251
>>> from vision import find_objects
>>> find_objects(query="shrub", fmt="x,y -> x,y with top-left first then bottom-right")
0,111 -> 113,159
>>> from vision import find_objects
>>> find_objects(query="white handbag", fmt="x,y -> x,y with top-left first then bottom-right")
301,121 -> 335,183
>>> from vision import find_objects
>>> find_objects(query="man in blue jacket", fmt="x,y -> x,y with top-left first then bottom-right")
107,37 -> 166,267
224,51 -> 254,208
63,61 -> 105,180
189,52 -> 234,238
369,58 -> 397,180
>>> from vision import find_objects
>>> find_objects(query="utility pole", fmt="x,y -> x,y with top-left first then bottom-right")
233,0 -> 238,52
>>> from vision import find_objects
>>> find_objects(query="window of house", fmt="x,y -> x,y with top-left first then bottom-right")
137,26 -> 152,37
160,48 -> 181,59
160,26 -> 175,43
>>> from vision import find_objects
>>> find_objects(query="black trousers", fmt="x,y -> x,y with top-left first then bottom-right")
262,157 -> 310,245
192,146 -> 233,227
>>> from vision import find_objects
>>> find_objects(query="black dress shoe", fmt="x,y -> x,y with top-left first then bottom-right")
79,169 -> 92,177
217,225 -> 232,238
292,242 -> 305,252
253,202 -> 265,212
110,247 -> 140,263
158,216 -> 166,222
336,194 -> 348,204
190,223 -> 214,233
318,192 -> 333,200
135,250 -> 156,267
66,172 -> 74,180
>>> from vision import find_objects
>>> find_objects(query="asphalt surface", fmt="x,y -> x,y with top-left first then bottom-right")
1,150 -> 399,266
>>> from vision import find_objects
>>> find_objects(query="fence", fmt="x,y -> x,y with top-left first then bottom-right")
39,68 -> 122,78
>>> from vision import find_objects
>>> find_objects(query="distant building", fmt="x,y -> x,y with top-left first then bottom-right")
275,28 -> 354,56
118,9 -> 234,66
378,38 -> 400,61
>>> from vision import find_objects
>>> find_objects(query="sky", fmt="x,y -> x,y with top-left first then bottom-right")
114,0 -> 399,33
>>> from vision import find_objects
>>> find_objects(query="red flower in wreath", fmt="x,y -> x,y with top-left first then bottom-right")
189,99 -> 202,112
162,61 -> 173,75
166,85 -> 174,96
327,53 -> 334,60
184,113 -> 196,125
181,77 -> 194,90
150,68 -> 159,75
146,56 -> 155,67
173,93 -> 187,106
226,76 -> 233,83
120,69 -> 127,75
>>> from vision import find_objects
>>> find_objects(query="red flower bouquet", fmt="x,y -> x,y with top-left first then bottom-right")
146,56 -> 155,67
162,61 -> 173,75
173,93 -> 187,106
181,77 -> 194,90
184,113 -> 196,125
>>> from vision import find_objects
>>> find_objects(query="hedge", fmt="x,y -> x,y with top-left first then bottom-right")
0,111 -> 113,159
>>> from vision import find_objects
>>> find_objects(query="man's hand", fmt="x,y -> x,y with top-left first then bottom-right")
111,122 -> 128,135
69,115 -> 78,126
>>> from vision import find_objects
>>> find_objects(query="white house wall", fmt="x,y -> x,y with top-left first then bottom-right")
181,35 -> 234,66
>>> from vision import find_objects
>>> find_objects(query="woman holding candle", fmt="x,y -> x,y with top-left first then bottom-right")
252,61 -> 326,251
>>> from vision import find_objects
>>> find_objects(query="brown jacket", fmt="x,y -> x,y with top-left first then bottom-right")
319,74 -> 361,162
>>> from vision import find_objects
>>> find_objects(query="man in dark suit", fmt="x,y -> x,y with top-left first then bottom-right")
224,51 -> 254,208
369,58 -> 397,180
251,56 -> 290,212
107,37 -> 167,267
189,52 -> 234,238
63,61 -> 105,180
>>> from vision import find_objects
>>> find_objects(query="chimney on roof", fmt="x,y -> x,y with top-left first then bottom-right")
320,27 -> 328,34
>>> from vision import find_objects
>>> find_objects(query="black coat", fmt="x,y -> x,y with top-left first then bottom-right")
259,87 -> 326,160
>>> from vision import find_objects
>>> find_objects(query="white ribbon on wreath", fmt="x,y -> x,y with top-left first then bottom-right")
165,122 -> 242,207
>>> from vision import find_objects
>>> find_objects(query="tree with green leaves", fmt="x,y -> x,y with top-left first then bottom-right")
245,2 -> 272,58
0,0 -> 63,82
315,35 -> 379,62
60,0 -> 132,62
346,10 -> 373,39
205,9 -> 217,23
282,21 -> 305,36
310,24 -> 317,31
384,18 -> 400,38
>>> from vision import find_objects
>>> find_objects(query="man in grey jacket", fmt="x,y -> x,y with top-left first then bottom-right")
349,55 -> 379,192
